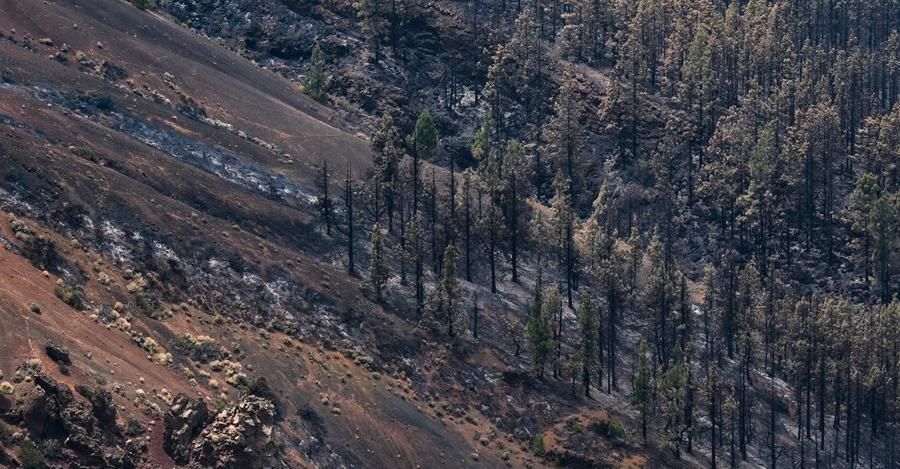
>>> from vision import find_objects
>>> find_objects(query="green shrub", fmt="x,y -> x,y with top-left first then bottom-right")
130,0 -> 156,10
606,420 -> 625,439
75,384 -> 94,399
18,439 -> 48,469
135,292 -> 165,320
532,432 -> 544,456
213,396 -> 230,413
70,146 -> 98,163
54,280 -> 84,310
174,334 -> 224,363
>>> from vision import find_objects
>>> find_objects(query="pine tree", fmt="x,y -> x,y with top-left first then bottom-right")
626,225 -> 641,301
502,141 -> 533,283
583,189 -> 622,393
701,263 -> 722,367
846,172 -> 880,287
597,233 -> 624,393
577,291 -> 598,397
483,10 -> 548,134
543,67 -> 584,199
314,160 -> 334,235
784,102 -> 843,261
428,168 -> 439,273
305,42 -> 327,103
661,344 -> 688,458
412,108 -> 439,161
471,118 -> 493,163
633,339 -> 653,441
526,281 -> 552,380
344,162 -> 356,275
504,316 -> 524,358
371,111 -> 403,230
367,223 -> 388,301
461,169 -> 475,282
408,108 -> 439,216
403,213 -> 426,315
645,227 -> 674,368
543,285 -> 562,379
872,192 -> 897,303
551,172 -> 576,308
354,0 -> 388,63
677,23 -> 718,168
428,243 -> 464,337
704,365 -> 720,469
477,150 -> 507,294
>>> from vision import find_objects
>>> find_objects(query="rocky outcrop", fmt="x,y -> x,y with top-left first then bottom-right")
189,395 -> 278,469
22,374 -> 73,437
15,373 -> 138,467
44,341 -> 72,365
164,394 -> 280,468
90,387 -> 118,427
75,384 -> 118,427
163,393 -> 212,464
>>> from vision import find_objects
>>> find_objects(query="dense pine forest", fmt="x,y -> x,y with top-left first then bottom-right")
305,0 -> 900,467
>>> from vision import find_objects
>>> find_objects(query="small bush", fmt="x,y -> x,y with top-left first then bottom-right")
135,292 -> 165,320
131,0 -> 156,10
18,439 -> 48,469
54,280 -> 85,310
590,419 -> 626,440
0,381 -> 14,395
75,384 -> 94,399
606,421 -> 625,439
174,334 -> 224,363
532,432 -> 544,456
29,303 -> 41,314
70,146 -> 98,163
212,396 -> 229,413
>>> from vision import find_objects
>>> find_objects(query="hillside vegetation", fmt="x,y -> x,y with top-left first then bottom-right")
0,0 -> 899,468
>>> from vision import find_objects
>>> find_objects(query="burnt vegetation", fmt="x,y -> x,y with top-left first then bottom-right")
256,0 -> 900,466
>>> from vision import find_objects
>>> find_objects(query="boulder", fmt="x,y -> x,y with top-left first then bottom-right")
90,387 -> 118,426
45,341 -> 72,365
163,393 -> 211,464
